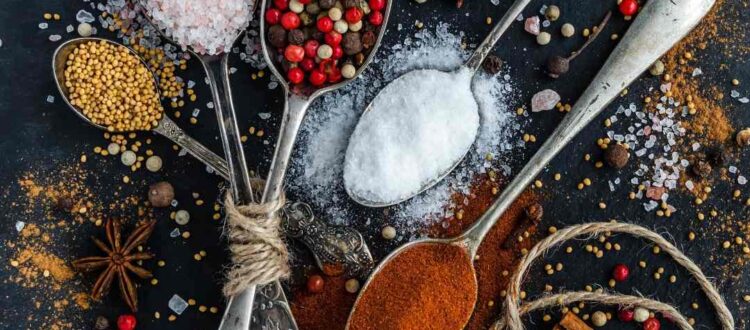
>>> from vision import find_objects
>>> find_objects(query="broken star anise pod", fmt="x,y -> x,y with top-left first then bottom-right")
72,219 -> 156,312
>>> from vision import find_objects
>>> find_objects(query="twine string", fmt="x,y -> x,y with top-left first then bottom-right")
494,222 -> 734,330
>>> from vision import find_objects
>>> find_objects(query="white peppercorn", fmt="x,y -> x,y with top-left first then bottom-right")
348,20 -> 362,32
561,23 -> 575,38
289,0 -> 304,13
536,32 -> 551,45
341,64 -> 356,79
317,44 -> 333,59
107,142 -> 120,155
381,226 -> 396,240
146,155 -> 163,172
121,150 -> 137,166
328,7 -> 343,21
334,20 -> 349,34
175,210 -> 190,225
591,311 -> 607,327
77,23 -> 93,37
633,307 -> 649,322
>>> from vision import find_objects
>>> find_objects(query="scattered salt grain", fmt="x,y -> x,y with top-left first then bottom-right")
143,0 -> 254,55
531,89 -> 560,112
524,16 -> 540,35
46,95 -> 55,103
739,176 -> 747,185
15,221 -> 25,233
692,68 -> 703,77
731,90 -> 740,98
344,68 -> 479,204
76,10 -> 95,23
258,112 -> 271,120
169,228 -> 181,237
39,23 -> 48,30
168,294 -> 188,315
49,34 -> 62,42
739,97 -> 749,104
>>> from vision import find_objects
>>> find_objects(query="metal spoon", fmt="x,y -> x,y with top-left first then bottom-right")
344,0 -> 532,207
52,37 -> 230,180
346,0 -> 715,328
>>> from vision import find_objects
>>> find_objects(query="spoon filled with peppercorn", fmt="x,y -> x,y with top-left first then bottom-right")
52,37 -> 230,179
347,0 -> 714,328
343,0 -> 532,208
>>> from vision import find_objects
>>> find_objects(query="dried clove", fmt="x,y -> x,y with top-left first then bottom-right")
547,11 -> 612,79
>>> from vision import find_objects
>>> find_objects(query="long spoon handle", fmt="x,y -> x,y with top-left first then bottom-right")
465,0 -> 532,73
462,0 -> 716,256
153,116 -> 231,180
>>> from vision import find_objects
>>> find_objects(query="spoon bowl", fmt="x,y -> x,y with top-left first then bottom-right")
52,37 -> 230,179
346,0 -> 715,328
343,0 -> 531,207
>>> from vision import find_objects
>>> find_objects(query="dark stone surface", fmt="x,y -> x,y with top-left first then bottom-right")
0,0 -> 748,329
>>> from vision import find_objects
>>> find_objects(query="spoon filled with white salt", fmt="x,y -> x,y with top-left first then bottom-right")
344,0 -> 532,207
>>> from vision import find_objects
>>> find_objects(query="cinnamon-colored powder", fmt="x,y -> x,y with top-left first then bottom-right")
347,243 -> 477,330
291,275 -> 357,330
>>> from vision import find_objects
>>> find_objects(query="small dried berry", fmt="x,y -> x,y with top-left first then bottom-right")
268,24 -> 288,48
482,55 -> 503,75
361,31 -> 376,49
342,32 -> 363,55
546,56 -> 569,78
612,263 -> 630,281
604,143 -> 630,169
288,29 -> 306,45
148,181 -> 174,208
307,275 -> 325,293
690,160 -> 712,178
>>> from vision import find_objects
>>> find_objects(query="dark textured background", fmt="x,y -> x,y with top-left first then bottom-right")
0,0 -> 748,329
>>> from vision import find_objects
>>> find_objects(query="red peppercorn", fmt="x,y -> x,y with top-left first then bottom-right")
303,40 -> 319,58
368,0 -> 385,11
298,0 -> 312,3
328,66 -> 342,83
344,8 -> 363,24
316,17 -> 334,33
643,317 -> 661,330
368,11 -> 383,26
265,8 -> 281,25
287,67 -> 305,84
307,274 -> 325,292
309,70 -> 327,86
117,315 -> 137,330
284,45 -> 305,62
325,31 -> 342,46
332,45 -> 343,59
280,12 -> 300,30
300,58 -> 315,71
612,263 -> 630,281
619,0 -> 639,16
273,0 -> 289,10
618,308 -> 635,322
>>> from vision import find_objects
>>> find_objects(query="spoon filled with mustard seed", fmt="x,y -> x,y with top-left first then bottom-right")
346,0 -> 715,329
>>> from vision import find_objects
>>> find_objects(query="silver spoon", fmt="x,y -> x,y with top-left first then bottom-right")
344,0 -> 532,207
52,37 -> 230,180
346,0 -> 715,328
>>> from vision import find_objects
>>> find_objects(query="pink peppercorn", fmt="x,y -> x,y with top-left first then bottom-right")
317,17 -> 334,33
618,308 -> 635,322
612,263 -> 630,282
344,8 -> 363,24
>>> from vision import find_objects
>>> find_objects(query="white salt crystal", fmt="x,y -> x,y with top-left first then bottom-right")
168,294 -> 188,315
731,90 -> 740,98
66,25 -> 74,33
15,221 -> 25,232
49,34 -> 62,42
685,180 -> 694,191
344,68 -> 479,204
169,228 -> 180,237
76,10 -> 95,23
39,23 -> 48,30
729,166 -> 738,174
692,68 -> 703,77
739,97 -> 749,104
490,0 -> 500,5
739,176 -> 747,185
192,108 -> 201,117
531,89 -> 560,112
644,201 -> 659,211
207,102 -> 214,109
258,112 -> 271,120
46,95 -> 55,103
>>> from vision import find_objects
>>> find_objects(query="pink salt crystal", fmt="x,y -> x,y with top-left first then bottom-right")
531,89 -> 560,112
643,126 -> 652,136
645,186 -> 666,200
524,16 -> 540,35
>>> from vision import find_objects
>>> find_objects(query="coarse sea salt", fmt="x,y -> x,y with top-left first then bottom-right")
143,0 -> 254,55
287,24 -> 522,237
344,68 -> 480,205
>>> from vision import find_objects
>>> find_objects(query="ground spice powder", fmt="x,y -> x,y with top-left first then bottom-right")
347,243 -> 477,330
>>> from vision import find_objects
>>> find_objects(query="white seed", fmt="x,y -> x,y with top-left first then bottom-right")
591,311 -> 607,327
341,64 -> 356,79
381,226 -> 396,240
107,142 -> 120,155
536,32 -> 551,45
633,307 -> 649,322
77,23 -> 93,37
348,20 -> 363,32
334,20 -> 349,34
121,150 -> 137,166
289,0 -> 304,13
561,23 -> 575,38
328,7 -> 343,21
175,210 -> 190,225
146,155 -> 163,172
345,278 -> 360,293
317,44 -> 333,59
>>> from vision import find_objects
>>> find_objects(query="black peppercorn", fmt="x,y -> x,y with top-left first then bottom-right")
268,24 -> 287,49
691,160 -> 713,178
342,32 -> 363,55
482,55 -> 503,75
319,0 -> 336,9
288,29 -> 305,45
604,144 -> 630,169
547,56 -> 570,79
361,31 -> 376,49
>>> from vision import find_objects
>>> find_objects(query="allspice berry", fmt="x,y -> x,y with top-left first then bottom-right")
342,32 -> 363,55
268,25 -> 288,48
148,181 -> 175,208
736,128 -> 750,146
482,55 -> 503,75
547,56 -> 569,79
604,143 -> 630,169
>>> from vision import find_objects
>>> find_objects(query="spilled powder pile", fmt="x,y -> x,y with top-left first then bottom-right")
143,0 -> 254,55
287,24 -> 523,236
344,68 -> 480,205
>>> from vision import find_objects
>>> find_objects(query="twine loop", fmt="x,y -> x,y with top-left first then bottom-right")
222,179 -> 290,297
493,222 -> 734,330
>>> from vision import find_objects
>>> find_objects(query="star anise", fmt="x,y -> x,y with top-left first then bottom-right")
72,219 -> 156,312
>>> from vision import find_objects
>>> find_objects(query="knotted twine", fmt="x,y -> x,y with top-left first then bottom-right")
492,222 -> 734,330
222,179 -> 290,297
